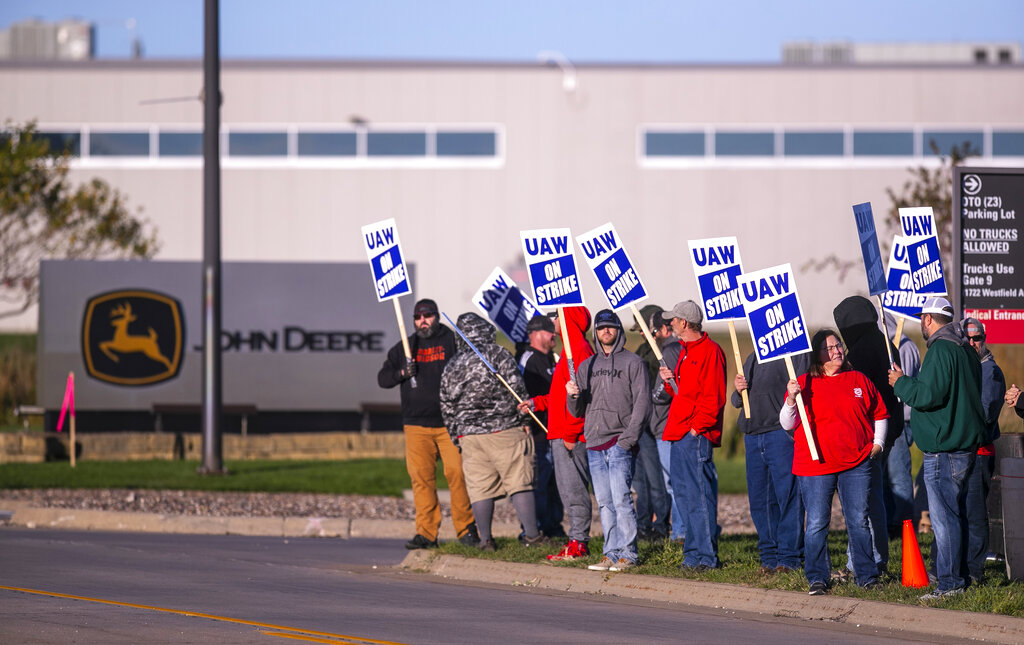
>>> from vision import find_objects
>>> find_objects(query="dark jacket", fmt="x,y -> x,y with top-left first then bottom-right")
566,320 -> 650,451
978,348 -> 1006,444
731,351 -> 810,435
439,313 -> 527,439
893,322 -> 986,453
377,323 -> 457,427
649,336 -> 681,441
833,296 -> 904,448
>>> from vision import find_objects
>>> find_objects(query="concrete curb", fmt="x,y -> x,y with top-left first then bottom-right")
400,550 -> 1024,645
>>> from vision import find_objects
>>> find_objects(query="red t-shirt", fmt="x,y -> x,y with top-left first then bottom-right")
789,369 -> 888,476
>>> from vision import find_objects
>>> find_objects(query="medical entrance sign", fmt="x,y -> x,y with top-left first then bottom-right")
520,228 -> 585,308
737,263 -> 810,363
472,267 -> 541,343
360,218 -> 411,301
576,223 -> 648,311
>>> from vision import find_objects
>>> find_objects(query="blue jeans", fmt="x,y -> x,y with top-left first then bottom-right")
845,458 -> 888,575
671,433 -> 720,568
966,454 -> 994,582
884,424 -> 914,533
923,450 -> 975,591
658,437 -> 685,540
634,429 -> 670,536
588,443 -> 638,563
799,458 -> 876,587
745,430 -> 803,569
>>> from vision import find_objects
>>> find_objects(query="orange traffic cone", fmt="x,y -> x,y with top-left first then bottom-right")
902,518 -> 928,588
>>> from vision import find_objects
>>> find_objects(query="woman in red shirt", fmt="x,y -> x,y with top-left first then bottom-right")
780,329 -> 888,596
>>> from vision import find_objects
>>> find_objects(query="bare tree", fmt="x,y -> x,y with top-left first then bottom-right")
0,121 -> 159,319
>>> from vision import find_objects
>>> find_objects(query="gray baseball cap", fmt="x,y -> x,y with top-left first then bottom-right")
664,300 -> 703,325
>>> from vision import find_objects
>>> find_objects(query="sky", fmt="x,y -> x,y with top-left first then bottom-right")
1,0 -> 1022,63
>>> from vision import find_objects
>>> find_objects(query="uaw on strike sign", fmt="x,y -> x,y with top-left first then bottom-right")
472,267 -> 540,343
520,228 -> 585,308
882,235 -> 927,320
737,263 -> 810,362
688,237 -> 744,321
899,207 -> 947,295
361,218 -> 411,301
576,223 -> 647,311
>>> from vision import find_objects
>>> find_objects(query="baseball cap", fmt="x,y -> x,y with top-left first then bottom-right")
962,317 -> 985,337
652,310 -> 672,329
631,304 -> 662,331
664,300 -> 703,325
526,314 -> 555,334
918,296 -> 954,318
594,309 -> 622,330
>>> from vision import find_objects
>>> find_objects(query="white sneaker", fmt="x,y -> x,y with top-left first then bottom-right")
920,587 -> 964,601
588,556 -> 614,571
609,558 -> 635,572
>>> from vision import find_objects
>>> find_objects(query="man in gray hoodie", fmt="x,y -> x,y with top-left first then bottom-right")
566,309 -> 651,571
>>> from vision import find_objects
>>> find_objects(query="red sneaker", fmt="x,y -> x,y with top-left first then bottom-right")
547,539 -> 588,561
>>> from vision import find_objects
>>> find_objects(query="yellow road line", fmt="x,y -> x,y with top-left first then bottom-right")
0,585 -> 406,645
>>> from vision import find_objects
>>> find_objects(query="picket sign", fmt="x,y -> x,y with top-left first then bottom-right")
521,228 -> 585,381
688,236 -> 749,417
472,267 -> 540,344
898,207 -> 947,296
881,235 -> 927,347
362,218 -> 417,388
575,223 -> 678,394
852,203 -> 895,367
737,263 -> 818,461
442,313 -> 548,434
56,371 -> 76,468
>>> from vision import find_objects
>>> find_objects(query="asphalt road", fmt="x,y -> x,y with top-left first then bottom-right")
0,528 -> 947,645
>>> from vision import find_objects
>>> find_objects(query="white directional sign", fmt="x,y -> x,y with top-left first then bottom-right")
576,223 -> 648,311
360,218 -> 411,301
520,228 -> 585,308
472,267 -> 541,343
688,236 -> 745,321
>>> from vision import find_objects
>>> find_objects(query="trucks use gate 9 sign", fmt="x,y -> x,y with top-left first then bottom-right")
954,167 -> 1024,344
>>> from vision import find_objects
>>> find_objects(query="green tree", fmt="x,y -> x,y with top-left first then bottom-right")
0,121 -> 159,319
802,141 -> 978,282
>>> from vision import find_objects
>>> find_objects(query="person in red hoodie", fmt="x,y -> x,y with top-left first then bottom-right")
656,300 -> 726,571
519,306 -> 594,560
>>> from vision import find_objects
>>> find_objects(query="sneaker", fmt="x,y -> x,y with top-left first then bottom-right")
774,566 -> 797,574
830,568 -> 853,584
588,556 -> 615,571
609,558 -> 635,572
479,538 -> 497,552
547,539 -> 589,561
519,533 -> 546,547
404,534 -> 438,550
757,565 -> 776,576
808,581 -> 828,596
920,587 -> 965,601
459,524 -> 481,547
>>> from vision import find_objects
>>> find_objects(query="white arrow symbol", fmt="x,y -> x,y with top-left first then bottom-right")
963,174 -> 982,195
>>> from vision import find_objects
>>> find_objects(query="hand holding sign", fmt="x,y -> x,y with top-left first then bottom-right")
738,263 -> 818,461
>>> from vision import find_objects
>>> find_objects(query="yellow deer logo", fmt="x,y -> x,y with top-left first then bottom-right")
100,302 -> 174,370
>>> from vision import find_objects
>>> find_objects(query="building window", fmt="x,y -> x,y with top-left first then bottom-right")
436,131 -> 496,156
922,130 -> 983,157
36,131 -> 81,156
783,131 -> 844,156
715,132 -> 774,156
297,132 -> 357,156
993,131 -> 1024,156
159,132 -> 202,156
367,132 -> 427,156
852,131 -> 914,156
89,131 -> 149,156
228,132 -> 287,156
974,49 -> 989,64
644,131 -> 705,156
998,49 -> 1012,64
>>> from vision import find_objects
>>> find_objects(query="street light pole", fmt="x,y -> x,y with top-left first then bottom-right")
199,0 -> 224,475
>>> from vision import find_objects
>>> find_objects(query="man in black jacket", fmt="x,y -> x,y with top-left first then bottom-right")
377,298 -> 477,549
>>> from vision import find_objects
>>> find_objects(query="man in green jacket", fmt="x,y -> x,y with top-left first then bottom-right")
888,297 -> 985,600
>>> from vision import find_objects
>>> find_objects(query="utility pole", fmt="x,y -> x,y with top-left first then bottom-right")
199,0 -> 224,474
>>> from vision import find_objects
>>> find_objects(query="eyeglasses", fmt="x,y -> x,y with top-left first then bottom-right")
413,313 -> 435,321
968,335 -> 984,343
822,343 -> 844,355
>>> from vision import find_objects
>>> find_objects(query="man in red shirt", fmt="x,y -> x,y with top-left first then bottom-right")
656,300 -> 726,570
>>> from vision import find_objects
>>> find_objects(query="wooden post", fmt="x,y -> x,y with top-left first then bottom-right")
727,320 -> 750,418
558,307 -> 576,381
393,297 -> 416,388
894,317 -> 905,348
876,295 -> 896,368
494,373 -> 548,434
629,303 -> 678,395
785,356 -> 819,462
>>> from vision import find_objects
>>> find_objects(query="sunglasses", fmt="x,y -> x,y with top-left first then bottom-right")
968,335 -> 984,343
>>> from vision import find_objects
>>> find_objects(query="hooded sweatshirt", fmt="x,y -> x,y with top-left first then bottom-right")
566,314 -> 650,451
532,306 -> 594,442
439,312 -> 527,439
377,323 -> 457,427
892,321 -> 986,453
833,295 -> 905,448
